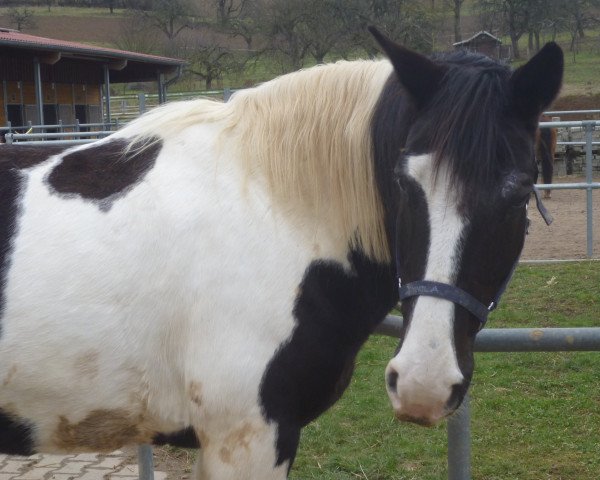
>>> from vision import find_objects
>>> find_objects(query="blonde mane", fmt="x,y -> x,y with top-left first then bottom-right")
123,60 -> 393,262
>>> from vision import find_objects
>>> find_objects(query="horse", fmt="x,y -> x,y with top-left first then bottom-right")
536,115 -> 558,198
0,29 -> 562,479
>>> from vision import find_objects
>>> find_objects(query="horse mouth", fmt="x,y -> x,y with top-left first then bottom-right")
394,412 -> 439,427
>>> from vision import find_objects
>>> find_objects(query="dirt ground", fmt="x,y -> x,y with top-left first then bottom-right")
522,175 -> 600,260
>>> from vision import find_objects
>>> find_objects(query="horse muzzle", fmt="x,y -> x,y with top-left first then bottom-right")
385,360 -> 464,426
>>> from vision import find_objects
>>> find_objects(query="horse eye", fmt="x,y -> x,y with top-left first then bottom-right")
511,193 -> 530,209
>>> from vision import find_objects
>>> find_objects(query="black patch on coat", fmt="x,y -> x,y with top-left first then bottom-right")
152,427 -> 199,448
47,137 -> 161,211
0,145 -> 67,170
259,249 -> 397,467
0,409 -> 36,455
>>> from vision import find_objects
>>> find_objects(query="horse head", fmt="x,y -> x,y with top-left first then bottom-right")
370,28 -> 563,426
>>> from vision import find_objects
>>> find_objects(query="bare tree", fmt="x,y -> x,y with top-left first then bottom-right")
181,36 -> 247,89
358,0 -> 439,55
212,0 -> 258,50
477,0 -> 534,58
7,7 -> 37,32
447,0 -> 465,42
123,0 -> 199,41
555,0 -> 600,52
115,14 -> 161,54
256,0 -> 437,69
256,0 -> 312,70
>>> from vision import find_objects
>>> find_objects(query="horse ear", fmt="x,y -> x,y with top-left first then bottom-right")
510,42 -> 563,127
368,26 -> 445,108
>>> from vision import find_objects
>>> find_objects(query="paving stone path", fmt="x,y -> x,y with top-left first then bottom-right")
0,451 -> 168,480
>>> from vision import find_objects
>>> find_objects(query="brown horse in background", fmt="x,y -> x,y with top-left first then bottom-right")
536,115 -> 558,199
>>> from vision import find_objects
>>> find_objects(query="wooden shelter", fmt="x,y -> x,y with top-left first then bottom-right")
0,28 -> 185,129
453,31 -> 511,60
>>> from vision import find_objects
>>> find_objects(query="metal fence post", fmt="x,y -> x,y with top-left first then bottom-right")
448,394 -> 471,480
139,93 -> 147,115
584,121 -> 594,258
138,444 -> 154,480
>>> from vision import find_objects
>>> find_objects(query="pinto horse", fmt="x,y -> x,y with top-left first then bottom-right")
0,30 -> 562,479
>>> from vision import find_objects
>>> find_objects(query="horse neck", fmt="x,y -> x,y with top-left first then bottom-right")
371,76 -> 415,250
230,61 -> 394,263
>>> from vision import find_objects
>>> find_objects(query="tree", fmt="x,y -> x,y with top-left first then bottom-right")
555,0 -> 600,52
7,8 -> 37,32
256,0 -> 438,70
447,0 -> 465,42
296,0 -> 358,64
215,0 -> 252,26
255,0 -> 313,70
476,0 -> 598,57
357,0 -> 439,55
476,0 -> 549,58
182,37 -> 247,89
123,0 -> 199,41
213,0 -> 259,50
115,14 -> 161,54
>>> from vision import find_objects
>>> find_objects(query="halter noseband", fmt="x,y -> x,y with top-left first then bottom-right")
397,187 -> 552,330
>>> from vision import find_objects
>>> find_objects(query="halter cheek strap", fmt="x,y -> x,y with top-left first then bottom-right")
532,185 -> 553,226
397,186 -> 551,330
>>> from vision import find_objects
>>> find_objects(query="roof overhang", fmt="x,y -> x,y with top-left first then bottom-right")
0,30 -> 185,83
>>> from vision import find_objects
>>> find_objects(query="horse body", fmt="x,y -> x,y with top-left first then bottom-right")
0,63 -> 398,476
0,29 -> 563,479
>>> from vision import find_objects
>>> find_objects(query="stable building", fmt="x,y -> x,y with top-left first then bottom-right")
453,31 -> 511,60
0,28 -> 185,129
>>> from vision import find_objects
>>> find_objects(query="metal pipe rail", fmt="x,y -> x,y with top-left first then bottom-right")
375,315 -> 600,480
538,119 -> 598,258
1,122 -> 119,133
6,131 -> 112,140
4,131 -> 113,146
545,109 -> 600,116
539,120 -> 600,128
535,182 -> 600,190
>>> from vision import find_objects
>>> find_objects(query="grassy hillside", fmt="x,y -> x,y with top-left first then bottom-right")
1,5 -> 599,104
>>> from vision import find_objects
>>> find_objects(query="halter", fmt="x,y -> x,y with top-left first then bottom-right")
397,187 -> 552,330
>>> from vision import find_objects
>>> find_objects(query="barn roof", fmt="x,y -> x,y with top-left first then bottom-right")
0,27 -> 186,84
452,31 -> 502,47
0,27 -> 185,67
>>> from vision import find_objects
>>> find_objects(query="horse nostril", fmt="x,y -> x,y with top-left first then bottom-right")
386,370 -> 399,391
445,382 -> 468,412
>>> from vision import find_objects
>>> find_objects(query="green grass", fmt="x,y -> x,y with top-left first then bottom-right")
290,262 -> 600,479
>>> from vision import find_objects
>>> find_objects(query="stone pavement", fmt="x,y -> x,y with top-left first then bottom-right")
0,451 -> 168,480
